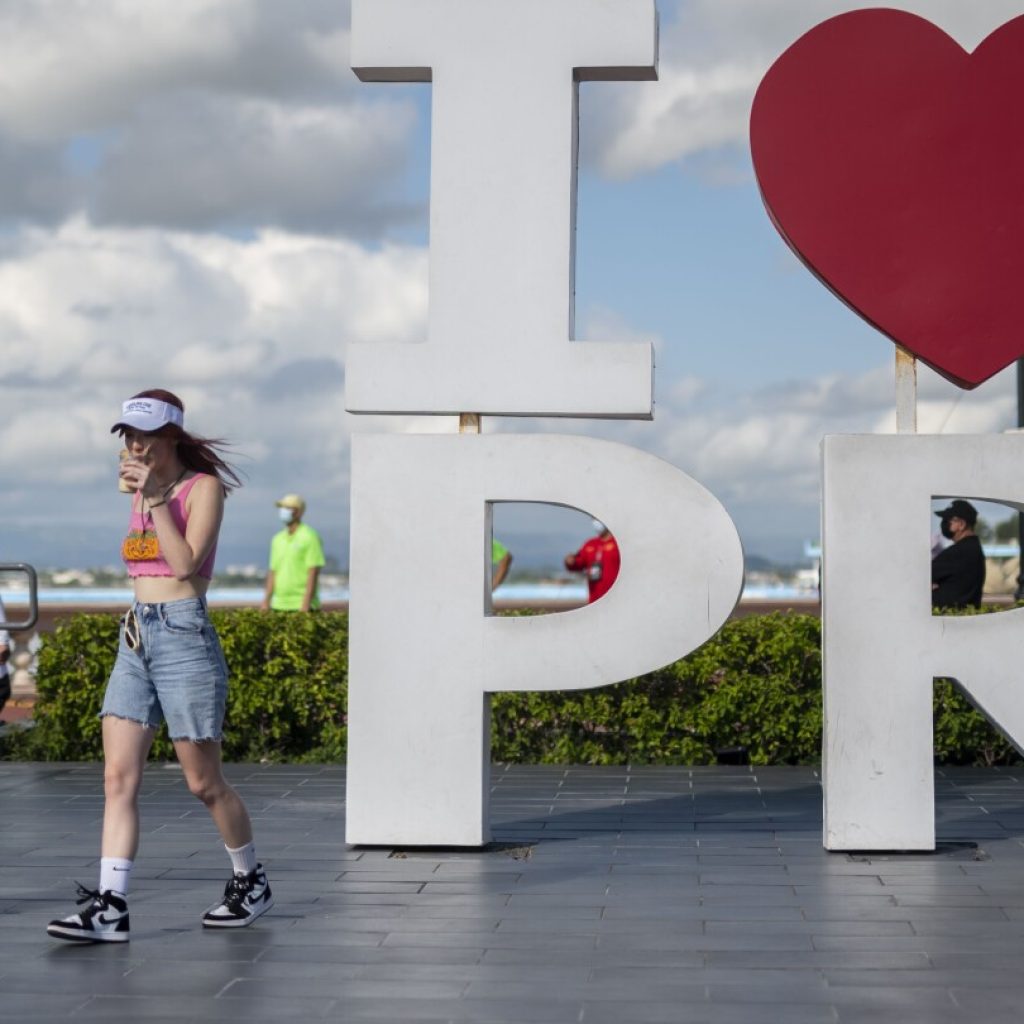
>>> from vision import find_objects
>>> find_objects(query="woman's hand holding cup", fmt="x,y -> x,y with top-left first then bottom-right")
118,449 -> 153,495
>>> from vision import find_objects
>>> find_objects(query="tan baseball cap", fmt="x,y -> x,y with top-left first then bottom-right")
275,494 -> 306,514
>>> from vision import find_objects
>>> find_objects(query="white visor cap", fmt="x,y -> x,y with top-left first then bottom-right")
110,397 -> 184,434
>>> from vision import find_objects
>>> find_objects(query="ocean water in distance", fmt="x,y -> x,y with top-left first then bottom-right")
2,580 -> 816,606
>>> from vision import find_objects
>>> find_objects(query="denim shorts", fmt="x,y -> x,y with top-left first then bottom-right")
101,598 -> 229,742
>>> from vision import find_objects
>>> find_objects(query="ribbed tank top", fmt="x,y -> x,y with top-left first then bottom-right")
121,473 -> 217,579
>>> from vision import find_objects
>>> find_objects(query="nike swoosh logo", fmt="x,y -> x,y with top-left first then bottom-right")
97,913 -> 123,925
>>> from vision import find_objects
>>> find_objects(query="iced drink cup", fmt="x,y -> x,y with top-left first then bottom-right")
118,449 -> 134,493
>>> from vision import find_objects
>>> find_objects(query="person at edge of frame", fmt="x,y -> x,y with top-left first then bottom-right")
0,594 -> 10,713
492,538 -> 513,591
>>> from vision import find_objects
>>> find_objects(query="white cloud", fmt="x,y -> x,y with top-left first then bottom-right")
588,61 -> 760,179
90,94 -> 420,235
667,375 -> 707,406
0,220 -> 427,523
0,408 -> 109,485
0,0 -> 422,236
617,356 -> 1018,557
581,305 -> 665,358
0,218 -> 427,380
0,0 -> 357,140
584,0 -> 1024,180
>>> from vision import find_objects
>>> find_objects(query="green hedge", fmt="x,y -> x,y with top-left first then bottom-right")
2,609 -> 1018,766
3,609 -> 347,763
491,612 -> 823,764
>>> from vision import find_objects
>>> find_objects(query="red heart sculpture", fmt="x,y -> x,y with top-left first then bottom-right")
750,10 -> 1024,389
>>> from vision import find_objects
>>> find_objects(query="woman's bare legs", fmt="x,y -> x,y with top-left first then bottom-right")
46,717 -> 146,941
177,739 -> 272,927
173,739 -> 253,849
101,716 -> 156,859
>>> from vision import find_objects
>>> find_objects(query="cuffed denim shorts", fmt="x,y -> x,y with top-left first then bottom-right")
101,598 -> 229,742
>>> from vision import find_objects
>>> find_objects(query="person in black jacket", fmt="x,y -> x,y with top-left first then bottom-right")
0,595 -> 10,713
932,500 -> 986,610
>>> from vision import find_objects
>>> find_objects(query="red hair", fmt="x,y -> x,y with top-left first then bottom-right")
128,389 -> 242,494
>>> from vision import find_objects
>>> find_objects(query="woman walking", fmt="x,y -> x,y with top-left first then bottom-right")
48,389 -> 272,942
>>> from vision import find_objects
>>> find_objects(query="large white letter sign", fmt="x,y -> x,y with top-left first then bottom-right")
346,434 -> 743,846
346,0 -> 658,418
822,434 -> 1024,851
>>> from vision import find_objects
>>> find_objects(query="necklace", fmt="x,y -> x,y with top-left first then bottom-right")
142,468 -> 188,522
160,468 -> 188,501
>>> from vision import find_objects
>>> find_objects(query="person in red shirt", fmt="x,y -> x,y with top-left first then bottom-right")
565,520 -> 620,603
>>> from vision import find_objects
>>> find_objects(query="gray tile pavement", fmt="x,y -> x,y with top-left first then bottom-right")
2,762 -> 1024,1021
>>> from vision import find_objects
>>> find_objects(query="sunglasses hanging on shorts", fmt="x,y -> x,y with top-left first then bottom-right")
123,607 -> 141,653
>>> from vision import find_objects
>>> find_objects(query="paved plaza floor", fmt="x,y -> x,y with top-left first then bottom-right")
2,762 -> 1024,1022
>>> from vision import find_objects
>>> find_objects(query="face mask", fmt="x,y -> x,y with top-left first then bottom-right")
278,507 -> 295,524
940,519 -> 954,540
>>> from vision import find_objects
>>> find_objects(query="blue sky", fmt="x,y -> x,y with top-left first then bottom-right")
0,0 -> 1022,573
577,160 -> 895,385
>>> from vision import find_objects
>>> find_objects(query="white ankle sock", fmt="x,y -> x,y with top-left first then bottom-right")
99,857 -> 133,897
225,841 -> 257,876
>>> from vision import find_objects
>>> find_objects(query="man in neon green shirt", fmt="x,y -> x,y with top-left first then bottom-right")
261,494 -> 326,612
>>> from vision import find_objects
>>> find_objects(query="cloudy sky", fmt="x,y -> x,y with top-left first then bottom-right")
1,0 -> 1022,573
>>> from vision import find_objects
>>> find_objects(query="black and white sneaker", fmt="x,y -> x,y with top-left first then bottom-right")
47,885 -> 130,943
202,864 -> 273,928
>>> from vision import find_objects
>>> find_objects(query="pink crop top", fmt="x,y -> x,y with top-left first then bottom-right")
121,473 -> 218,579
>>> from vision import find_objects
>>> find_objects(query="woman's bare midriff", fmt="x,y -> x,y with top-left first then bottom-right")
131,576 -> 210,604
